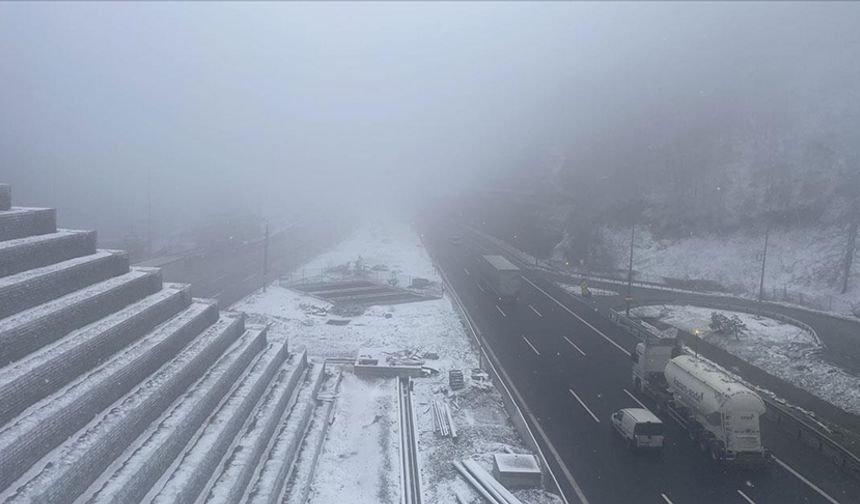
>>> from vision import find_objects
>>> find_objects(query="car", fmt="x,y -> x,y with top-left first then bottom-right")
611,408 -> 664,450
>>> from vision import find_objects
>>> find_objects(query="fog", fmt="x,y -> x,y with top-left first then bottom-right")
2,2 -> 858,241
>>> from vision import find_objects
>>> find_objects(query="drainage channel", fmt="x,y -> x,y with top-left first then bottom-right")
398,376 -> 422,504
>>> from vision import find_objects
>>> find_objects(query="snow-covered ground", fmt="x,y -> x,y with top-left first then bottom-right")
599,225 -> 859,315
631,304 -> 860,416
232,221 -> 562,504
558,284 -> 619,297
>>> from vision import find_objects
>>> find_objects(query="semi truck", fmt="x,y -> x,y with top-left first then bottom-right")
477,254 -> 522,304
631,334 -> 770,466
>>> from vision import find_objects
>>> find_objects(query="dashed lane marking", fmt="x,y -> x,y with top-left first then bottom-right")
563,336 -> 587,356
660,494 -> 674,504
496,305 -> 507,317
622,388 -> 648,410
568,387 -> 601,423
464,267 -> 470,276
522,276 -> 631,356
529,304 -> 543,317
737,490 -> 756,504
523,336 -> 541,356
773,456 -> 841,504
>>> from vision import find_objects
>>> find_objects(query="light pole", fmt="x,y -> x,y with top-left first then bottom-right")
758,221 -> 770,303
146,168 -> 152,259
625,223 -> 635,317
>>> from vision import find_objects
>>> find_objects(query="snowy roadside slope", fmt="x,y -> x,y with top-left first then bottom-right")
232,221 -> 562,504
600,225 -> 857,314
632,304 -> 860,416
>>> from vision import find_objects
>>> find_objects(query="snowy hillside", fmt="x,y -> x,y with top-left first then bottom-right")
595,224 -> 860,314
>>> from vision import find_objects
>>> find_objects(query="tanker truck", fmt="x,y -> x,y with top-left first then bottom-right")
477,254 -> 522,304
631,334 -> 770,466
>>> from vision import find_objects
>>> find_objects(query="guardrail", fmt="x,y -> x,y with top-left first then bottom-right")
608,308 -> 860,482
425,239 -> 572,503
398,376 -> 422,504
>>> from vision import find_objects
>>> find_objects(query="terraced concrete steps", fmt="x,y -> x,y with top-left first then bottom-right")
0,229 -> 97,277
246,363 -> 327,504
204,351 -> 310,504
0,267 -> 162,366
0,250 -> 129,319
0,283 -> 191,426
2,313 -> 245,504
150,339 -> 293,504
282,367 -> 341,504
83,327 -> 269,504
0,300 -> 219,492
0,207 -> 56,242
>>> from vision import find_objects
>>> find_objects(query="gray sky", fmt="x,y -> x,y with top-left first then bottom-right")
2,2 -> 858,237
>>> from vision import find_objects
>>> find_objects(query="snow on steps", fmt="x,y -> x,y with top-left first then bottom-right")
281,367 -> 342,504
203,352 -> 311,504
0,229 -> 97,277
149,339 -> 295,504
0,249 -> 129,319
0,300 -> 220,493
0,267 -> 164,366
1,312 -> 245,504
0,207 -> 56,242
0,283 -> 191,426
83,326 -> 269,504
246,363 -> 327,504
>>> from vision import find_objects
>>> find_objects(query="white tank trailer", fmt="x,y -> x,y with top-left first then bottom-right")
632,335 -> 770,466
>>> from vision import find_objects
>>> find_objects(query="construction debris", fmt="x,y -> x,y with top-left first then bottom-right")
449,369 -> 465,390
432,398 -> 457,439
493,453 -> 542,489
454,459 -> 524,504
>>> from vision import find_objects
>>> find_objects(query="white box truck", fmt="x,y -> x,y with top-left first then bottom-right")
478,254 -> 522,304
632,334 -> 770,466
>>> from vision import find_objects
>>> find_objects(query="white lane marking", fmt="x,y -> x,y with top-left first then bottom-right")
737,490 -> 756,504
660,494 -> 674,504
522,276 -> 631,356
623,388 -> 649,410
496,305 -> 507,317
523,336 -> 541,356
476,281 -> 486,293
464,267 -> 470,276
568,387 -> 600,423
773,456 -> 841,504
436,259 -> 589,504
563,336 -> 587,356
529,304 -> 543,317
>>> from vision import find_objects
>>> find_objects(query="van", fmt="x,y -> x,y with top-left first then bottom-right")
611,408 -> 664,450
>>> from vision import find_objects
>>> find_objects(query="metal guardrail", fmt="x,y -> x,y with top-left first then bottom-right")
429,248 -> 574,504
608,308 -> 860,481
469,224 -> 860,483
398,376 -> 422,504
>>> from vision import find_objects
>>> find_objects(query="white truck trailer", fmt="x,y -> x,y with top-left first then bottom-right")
632,334 -> 770,466
477,254 -> 522,304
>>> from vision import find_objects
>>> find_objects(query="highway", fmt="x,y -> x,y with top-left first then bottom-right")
421,219 -> 860,504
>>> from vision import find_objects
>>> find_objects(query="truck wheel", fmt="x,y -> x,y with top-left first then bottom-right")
698,438 -> 709,453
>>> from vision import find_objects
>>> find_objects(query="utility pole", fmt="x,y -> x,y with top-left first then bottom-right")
146,168 -> 152,259
262,219 -> 270,290
626,223 -> 635,317
758,222 -> 770,303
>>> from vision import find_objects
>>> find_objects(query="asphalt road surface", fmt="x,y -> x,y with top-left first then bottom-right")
421,218 -> 860,504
